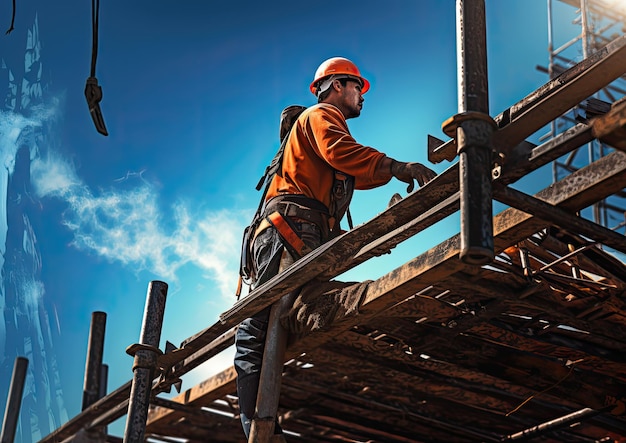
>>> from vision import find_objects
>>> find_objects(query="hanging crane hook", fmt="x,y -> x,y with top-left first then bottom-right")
85,0 -> 108,136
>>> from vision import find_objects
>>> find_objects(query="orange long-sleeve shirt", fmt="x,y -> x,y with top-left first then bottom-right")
267,103 -> 392,211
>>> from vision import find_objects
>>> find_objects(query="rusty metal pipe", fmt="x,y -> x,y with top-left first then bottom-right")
83,311 -> 107,410
0,357 -> 28,443
456,0 -> 495,264
123,281 -> 168,443
79,311 -> 107,442
502,407 -> 602,441
99,364 -> 109,436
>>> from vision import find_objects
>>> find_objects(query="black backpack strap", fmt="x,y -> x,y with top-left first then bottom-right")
255,105 -> 307,191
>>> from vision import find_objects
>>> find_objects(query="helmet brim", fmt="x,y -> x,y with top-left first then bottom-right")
310,76 -> 370,96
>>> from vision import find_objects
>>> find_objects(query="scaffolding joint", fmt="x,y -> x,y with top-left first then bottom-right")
442,111 -> 497,155
126,343 -> 162,372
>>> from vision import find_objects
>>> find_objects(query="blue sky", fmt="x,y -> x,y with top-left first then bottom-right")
0,0 -> 596,436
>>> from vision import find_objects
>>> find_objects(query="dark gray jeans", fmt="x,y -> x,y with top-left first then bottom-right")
234,221 -> 321,438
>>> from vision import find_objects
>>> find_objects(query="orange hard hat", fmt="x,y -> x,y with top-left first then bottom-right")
309,57 -> 370,96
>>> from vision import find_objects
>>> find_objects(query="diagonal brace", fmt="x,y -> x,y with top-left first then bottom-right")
493,184 -> 626,254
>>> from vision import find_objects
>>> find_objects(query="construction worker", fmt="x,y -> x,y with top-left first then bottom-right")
234,56 -> 436,441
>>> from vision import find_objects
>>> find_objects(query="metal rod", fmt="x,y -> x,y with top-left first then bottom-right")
80,311 -> 107,442
123,281 -> 168,443
581,0 -> 590,59
99,364 -> 108,399
456,0 -> 494,264
0,357 -> 28,443
249,253 -> 296,442
83,311 -> 107,410
502,407 -> 602,441
100,364 -> 109,436
538,242 -> 597,273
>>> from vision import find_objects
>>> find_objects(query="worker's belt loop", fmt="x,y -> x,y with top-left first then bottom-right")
266,212 -> 309,258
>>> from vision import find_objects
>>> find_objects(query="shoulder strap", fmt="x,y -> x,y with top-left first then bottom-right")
253,105 -> 307,218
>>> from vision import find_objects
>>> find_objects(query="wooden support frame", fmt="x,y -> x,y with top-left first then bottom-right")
429,34 -> 626,163
297,150 -> 626,351
39,145 -> 626,443
142,150 -> 626,436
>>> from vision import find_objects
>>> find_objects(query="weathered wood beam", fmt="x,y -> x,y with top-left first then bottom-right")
353,192 -> 460,263
281,360 -> 510,442
329,330 -> 564,402
359,314 -> 626,420
155,327 -> 236,391
303,345 -> 569,435
424,271 -> 626,349
503,124 -> 592,185
149,396 -> 219,421
533,233 -> 626,290
492,184 -> 626,254
37,381 -> 132,443
430,34 -> 626,163
295,151 -> 626,353
146,366 -> 237,429
592,97 -> 626,150
326,327 -> 621,417
495,35 -> 626,151
466,322 -> 626,377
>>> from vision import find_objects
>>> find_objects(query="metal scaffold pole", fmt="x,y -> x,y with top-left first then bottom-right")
76,311 -> 108,442
83,311 -> 107,410
249,254 -> 296,443
453,0 -> 495,264
0,357 -> 28,443
123,281 -> 168,443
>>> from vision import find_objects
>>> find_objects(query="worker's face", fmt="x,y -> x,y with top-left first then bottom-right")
336,79 -> 364,119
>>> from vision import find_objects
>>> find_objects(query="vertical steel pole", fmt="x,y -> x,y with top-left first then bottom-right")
0,357 -> 28,443
456,0 -> 495,264
83,311 -> 106,410
100,364 -> 109,436
123,281 -> 168,443
77,311 -> 107,443
580,0 -> 590,59
99,364 -> 108,399
249,254 -> 295,442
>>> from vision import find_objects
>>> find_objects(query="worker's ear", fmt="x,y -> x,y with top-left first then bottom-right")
332,79 -> 343,93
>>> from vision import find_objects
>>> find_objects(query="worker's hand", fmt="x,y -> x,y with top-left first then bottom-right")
391,160 -> 437,193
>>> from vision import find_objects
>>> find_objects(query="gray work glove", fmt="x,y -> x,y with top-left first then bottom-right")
390,160 -> 437,193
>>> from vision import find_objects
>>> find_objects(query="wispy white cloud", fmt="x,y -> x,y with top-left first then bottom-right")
31,153 -> 250,300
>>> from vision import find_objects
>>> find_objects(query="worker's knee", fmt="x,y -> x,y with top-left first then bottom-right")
234,307 -> 271,374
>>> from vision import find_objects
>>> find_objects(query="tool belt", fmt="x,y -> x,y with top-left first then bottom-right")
266,195 -> 329,230
254,194 -> 330,258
